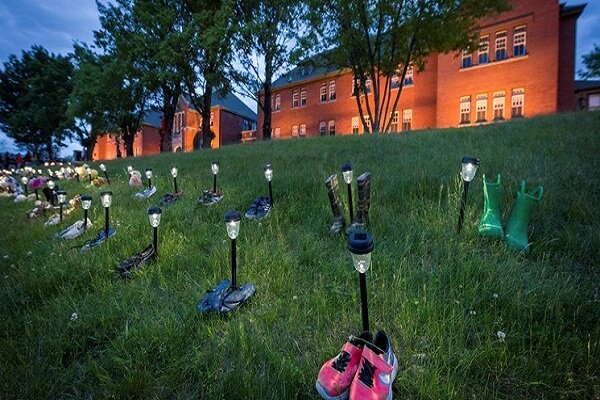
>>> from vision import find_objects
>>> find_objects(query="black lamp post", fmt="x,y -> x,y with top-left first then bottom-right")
457,156 -> 480,233
47,179 -> 56,206
211,161 -> 219,192
86,167 -> 92,183
148,207 -> 162,256
145,168 -> 153,189
100,191 -> 112,238
225,210 -> 241,288
21,176 -> 28,196
56,190 -> 67,222
348,229 -> 374,332
169,166 -> 178,193
264,163 -> 273,206
81,195 -> 92,230
99,163 -> 110,184
342,162 -> 354,221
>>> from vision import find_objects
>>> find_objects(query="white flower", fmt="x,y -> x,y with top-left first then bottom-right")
497,331 -> 506,342
492,293 -> 499,299
70,312 -> 78,321
292,295 -> 298,300
469,310 -> 476,316
26,251 -> 32,256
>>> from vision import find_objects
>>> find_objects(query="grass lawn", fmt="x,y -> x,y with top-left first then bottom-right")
1,111 -> 599,399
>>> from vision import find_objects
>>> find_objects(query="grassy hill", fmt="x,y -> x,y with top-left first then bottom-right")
1,111 -> 599,399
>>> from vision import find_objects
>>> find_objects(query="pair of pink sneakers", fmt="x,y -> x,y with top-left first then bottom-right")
316,331 -> 398,400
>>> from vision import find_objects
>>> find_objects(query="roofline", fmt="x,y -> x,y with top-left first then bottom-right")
269,67 -> 352,92
560,3 -> 586,18
212,104 -> 257,122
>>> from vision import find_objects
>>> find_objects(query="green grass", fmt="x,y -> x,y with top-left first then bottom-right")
1,111 -> 599,399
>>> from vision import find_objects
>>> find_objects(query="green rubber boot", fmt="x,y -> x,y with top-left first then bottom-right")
478,174 -> 504,238
504,181 -> 544,253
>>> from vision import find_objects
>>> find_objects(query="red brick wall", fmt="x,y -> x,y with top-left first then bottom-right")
140,124 -> 161,156
558,13 -> 577,112
219,109 -> 246,146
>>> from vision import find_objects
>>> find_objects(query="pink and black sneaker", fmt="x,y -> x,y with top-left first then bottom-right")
316,332 -> 372,400
349,330 -> 398,400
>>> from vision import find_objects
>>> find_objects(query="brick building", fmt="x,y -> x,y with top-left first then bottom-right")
93,92 -> 257,160
258,0 -> 586,139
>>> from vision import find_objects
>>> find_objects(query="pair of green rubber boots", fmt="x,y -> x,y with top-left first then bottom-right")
478,174 -> 544,253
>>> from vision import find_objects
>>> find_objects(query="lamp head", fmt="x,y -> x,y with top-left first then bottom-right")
264,163 -> 273,182
145,168 -> 153,179
224,210 -> 242,240
56,190 -> 67,205
48,169 -> 54,177
100,191 -> 113,208
127,165 -> 133,173
148,207 -> 162,227
47,180 -> 55,190
460,156 -> 481,182
21,176 -> 28,185
99,163 -> 106,172
211,160 -> 220,175
341,162 -> 353,184
81,195 -> 92,210
171,166 -> 178,178
347,230 -> 374,273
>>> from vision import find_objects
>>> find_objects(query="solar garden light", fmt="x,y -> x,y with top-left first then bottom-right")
48,169 -> 54,177
145,168 -> 153,189
171,166 -> 179,193
341,162 -> 354,221
81,195 -> 92,230
21,176 -> 28,196
348,229 -> 374,332
264,163 -> 273,206
47,179 -> 56,205
56,190 -> 67,222
99,163 -> 110,184
86,166 -> 92,183
211,160 -> 219,192
37,169 -> 42,175
457,156 -> 481,234
100,191 -> 113,239
224,210 -> 241,288
127,165 -> 133,174
148,207 -> 162,256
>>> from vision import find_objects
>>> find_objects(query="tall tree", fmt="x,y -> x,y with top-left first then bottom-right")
181,0 -> 237,149
580,44 -> 600,79
0,46 -> 74,159
233,0 -> 315,140
315,0 -> 509,133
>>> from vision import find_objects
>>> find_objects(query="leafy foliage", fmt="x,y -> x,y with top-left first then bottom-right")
580,44 -> 600,79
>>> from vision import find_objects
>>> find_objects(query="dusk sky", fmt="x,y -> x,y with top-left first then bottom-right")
0,0 -> 599,154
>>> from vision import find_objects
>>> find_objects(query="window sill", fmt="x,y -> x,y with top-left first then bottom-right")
459,54 -> 528,71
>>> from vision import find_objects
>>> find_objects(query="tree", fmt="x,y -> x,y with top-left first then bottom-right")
233,0 -> 315,140
580,44 -> 600,79
0,46 -> 74,159
314,0 -> 509,134
181,0 -> 238,149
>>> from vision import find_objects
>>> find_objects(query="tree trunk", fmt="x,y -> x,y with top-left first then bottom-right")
160,84 -> 179,153
262,51 -> 273,140
115,135 -> 122,159
201,86 -> 214,148
46,142 -> 54,160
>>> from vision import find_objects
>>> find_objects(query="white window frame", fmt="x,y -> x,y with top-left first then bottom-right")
328,120 -> 335,135
495,31 -> 507,61
462,50 -> 472,68
390,111 -> 400,132
511,88 -> 525,117
351,117 -> 359,134
319,121 -> 327,135
320,83 -> 327,102
329,80 -> 336,100
514,26 -> 527,57
476,94 -> 488,122
363,115 -> 371,133
589,94 -> 600,110
460,96 -> 471,124
274,94 -> 281,111
299,124 -> 306,137
402,109 -> 412,131
292,125 -> 299,137
478,35 -> 489,64
274,127 -> 280,138
300,88 -> 307,107
403,66 -> 414,85
292,90 -> 299,108
493,91 -> 505,120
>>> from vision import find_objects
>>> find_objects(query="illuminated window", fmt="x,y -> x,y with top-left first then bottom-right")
493,91 -> 505,120
402,109 -> 412,131
299,124 -> 306,137
404,65 -> 414,85
363,115 -> 371,133
273,127 -> 280,138
292,125 -> 299,137
320,84 -> 327,102
328,120 -> 336,136
511,88 -> 524,117
351,117 -> 359,134
300,88 -> 307,107
589,94 -> 600,110
478,35 -> 489,64
476,94 -> 487,122
513,26 -> 527,57
319,121 -> 327,135
391,71 -> 400,89
495,31 -> 507,61
353,78 -> 371,96
329,80 -> 336,100
365,79 -> 372,94
460,96 -> 471,124
462,50 -> 473,68
390,111 -> 399,132
292,90 -> 299,108
274,94 -> 280,111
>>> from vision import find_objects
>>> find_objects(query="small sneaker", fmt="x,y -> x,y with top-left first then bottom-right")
349,330 -> 398,400
316,332 -> 372,400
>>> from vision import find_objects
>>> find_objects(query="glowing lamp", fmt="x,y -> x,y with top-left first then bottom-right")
348,229 -> 374,331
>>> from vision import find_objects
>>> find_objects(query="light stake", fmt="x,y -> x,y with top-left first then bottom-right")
145,168 -> 153,189
20,176 -> 28,196
457,156 -> 481,233
47,179 -> 56,205
99,163 -> 110,184
348,229 -> 374,332
81,195 -> 92,230
264,163 -> 273,206
211,161 -> 220,192
86,167 -> 92,183
100,191 -> 113,239
341,162 -> 354,221
171,166 -> 178,193
148,207 -> 162,256
224,210 -> 241,288
56,190 -> 66,222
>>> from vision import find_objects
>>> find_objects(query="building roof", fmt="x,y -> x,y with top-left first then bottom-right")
575,80 -> 600,92
560,3 -> 586,18
272,62 -> 343,90
212,91 -> 257,121
143,110 -> 162,128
